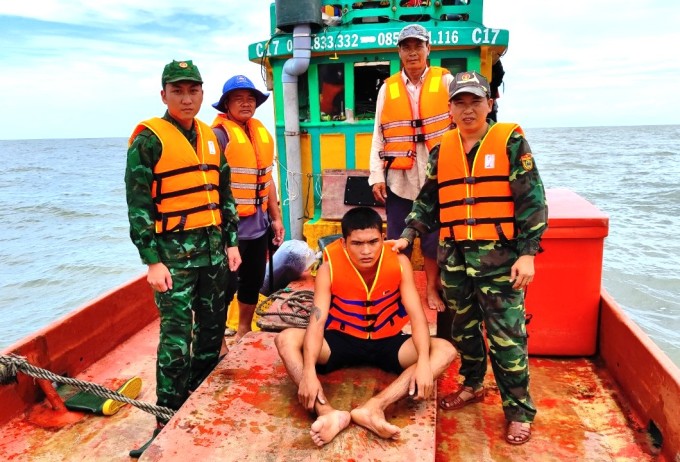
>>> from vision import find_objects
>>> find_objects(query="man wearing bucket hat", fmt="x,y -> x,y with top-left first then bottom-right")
125,60 -> 242,457
368,24 -> 454,314
393,70 -> 548,445
211,75 -> 285,342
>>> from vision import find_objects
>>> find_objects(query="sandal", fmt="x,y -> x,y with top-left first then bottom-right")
439,386 -> 485,410
506,421 -> 531,445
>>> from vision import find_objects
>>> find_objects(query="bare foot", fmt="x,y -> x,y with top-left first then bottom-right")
506,421 -> 531,445
234,329 -> 249,343
309,410 -> 351,447
426,286 -> 445,312
350,405 -> 400,440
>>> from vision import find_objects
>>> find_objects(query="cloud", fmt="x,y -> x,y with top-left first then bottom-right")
1,1 -> 679,138
0,1 -> 272,139
484,0 -> 680,127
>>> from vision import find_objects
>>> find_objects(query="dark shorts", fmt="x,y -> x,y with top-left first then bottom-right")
315,329 -> 412,375
385,189 -> 438,260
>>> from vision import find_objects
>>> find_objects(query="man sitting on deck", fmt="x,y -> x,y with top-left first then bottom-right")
275,207 -> 456,447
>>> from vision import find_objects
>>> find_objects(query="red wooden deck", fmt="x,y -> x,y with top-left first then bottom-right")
0,273 -> 672,461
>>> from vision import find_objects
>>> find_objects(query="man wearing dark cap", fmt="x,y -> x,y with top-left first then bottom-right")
211,75 -> 285,342
125,60 -> 242,457
368,23 -> 454,314
393,70 -> 548,445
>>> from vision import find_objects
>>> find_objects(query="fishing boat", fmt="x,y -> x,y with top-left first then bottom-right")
1,1 -> 679,460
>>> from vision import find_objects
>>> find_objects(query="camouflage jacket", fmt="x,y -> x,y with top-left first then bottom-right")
125,112 -> 239,269
402,121 -> 548,258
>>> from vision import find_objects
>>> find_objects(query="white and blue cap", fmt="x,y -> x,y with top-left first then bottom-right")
212,75 -> 270,112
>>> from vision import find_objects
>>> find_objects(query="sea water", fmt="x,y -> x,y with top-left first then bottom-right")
1,126 -> 679,366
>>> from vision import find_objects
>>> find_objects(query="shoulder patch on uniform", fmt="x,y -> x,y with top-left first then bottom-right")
520,153 -> 534,172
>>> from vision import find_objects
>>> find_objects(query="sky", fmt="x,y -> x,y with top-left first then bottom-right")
1,0 -> 679,140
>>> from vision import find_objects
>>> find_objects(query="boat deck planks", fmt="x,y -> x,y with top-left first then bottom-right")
141,332 -> 437,461
0,321 -> 159,461
435,357 -> 656,461
0,272 -> 664,461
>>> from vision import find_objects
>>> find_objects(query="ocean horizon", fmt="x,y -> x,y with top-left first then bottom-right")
1,124 -> 679,368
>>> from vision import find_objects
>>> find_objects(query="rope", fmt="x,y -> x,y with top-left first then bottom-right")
0,354 -> 175,422
256,288 -> 315,328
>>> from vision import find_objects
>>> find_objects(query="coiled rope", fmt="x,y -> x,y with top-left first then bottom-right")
256,288 -> 315,328
0,354 -> 175,422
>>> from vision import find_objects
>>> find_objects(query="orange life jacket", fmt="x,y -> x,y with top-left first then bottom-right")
438,123 -> 523,241
323,240 -> 408,340
129,117 -> 222,234
212,115 -> 274,217
379,67 -> 453,170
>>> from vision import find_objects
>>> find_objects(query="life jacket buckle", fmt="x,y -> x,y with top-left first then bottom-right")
198,163 -> 210,171
410,119 -> 423,128
465,218 -> 477,225
464,197 -> 475,205
464,177 -> 476,184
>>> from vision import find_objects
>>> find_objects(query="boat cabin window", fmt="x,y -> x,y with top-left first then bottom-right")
298,70 -> 310,123
440,58 -> 468,76
354,61 -> 390,120
319,63 -> 345,121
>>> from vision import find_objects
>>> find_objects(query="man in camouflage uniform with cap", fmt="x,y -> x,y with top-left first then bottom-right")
393,70 -> 547,445
125,59 -> 241,457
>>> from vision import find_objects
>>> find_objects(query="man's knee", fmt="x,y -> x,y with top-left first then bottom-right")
431,338 -> 457,368
274,328 -> 304,356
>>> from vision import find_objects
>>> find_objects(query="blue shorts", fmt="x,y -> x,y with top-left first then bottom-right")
385,189 -> 438,259
316,329 -> 411,375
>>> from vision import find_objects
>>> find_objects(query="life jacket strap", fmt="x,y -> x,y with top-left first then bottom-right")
154,163 -> 219,180
157,202 -> 220,233
154,183 -> 219,203
440,195 -> 513,208
439,175 -> 509,188
440,216 -> 515,228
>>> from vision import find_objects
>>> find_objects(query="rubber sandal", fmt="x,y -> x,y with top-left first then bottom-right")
506,421 -> 531,445
101,376 -> 142,416
439,386 -> 484,410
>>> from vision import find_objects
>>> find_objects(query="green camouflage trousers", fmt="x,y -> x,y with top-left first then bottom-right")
437,239 -> 536,423
154,262 -> 229,420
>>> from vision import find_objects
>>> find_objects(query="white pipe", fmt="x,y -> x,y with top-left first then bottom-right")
282,24 -> 311,240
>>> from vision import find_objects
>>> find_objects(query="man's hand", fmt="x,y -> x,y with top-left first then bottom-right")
409,360 -> 433,400
510,255 -> 535,290
147,262 -> 172,292
226,246 -> 242,272
298,371 -> 326,411
271,219 -> 285,246
390,237 -> 411,253
371,182 -> 387,204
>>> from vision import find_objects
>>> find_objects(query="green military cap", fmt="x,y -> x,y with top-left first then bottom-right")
161,60 -> 203,86
449,71 -> 490,100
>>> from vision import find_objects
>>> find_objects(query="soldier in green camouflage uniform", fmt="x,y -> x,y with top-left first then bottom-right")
395,71 -> 547,444
125,60 -> 241,457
